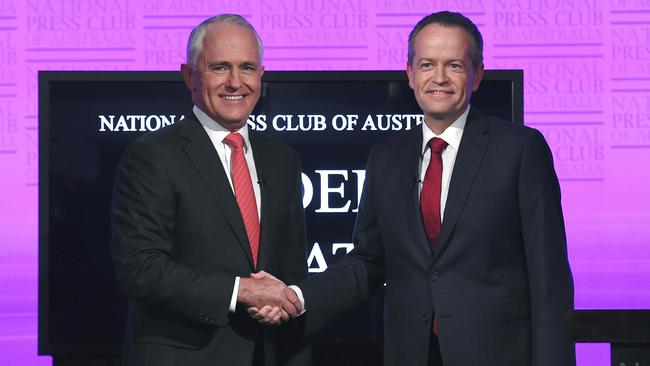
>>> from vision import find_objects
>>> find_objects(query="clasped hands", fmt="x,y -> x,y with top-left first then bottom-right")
238,271 -> 301,325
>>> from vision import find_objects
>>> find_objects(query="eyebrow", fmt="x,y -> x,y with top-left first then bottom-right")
416,57 -> 465,64
207,60 -> 259,68
207,61 -> 229,66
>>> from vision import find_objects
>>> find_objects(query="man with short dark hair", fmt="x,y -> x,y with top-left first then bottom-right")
256,10 -> 574,366
111,14 -> 310,366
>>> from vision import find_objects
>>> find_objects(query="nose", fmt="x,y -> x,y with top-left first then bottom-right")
225,69 -> 242,90
431,66 -> 447,85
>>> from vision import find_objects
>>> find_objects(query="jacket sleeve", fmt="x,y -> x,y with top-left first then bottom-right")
518,129 -> 575,366
111,139 -> 235,327
299,146 -> 387,333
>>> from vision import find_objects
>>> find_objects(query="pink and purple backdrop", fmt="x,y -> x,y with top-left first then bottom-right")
3,0 -> 650,364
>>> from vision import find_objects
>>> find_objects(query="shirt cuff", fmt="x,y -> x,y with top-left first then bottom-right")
288,285 -> 306,316
229,276 -> 240,313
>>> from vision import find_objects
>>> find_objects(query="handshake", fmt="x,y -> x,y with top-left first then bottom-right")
237,271 -> 302,325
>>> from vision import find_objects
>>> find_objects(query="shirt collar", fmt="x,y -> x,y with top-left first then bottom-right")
192,105 -> 251,151
421,105 -> 470,155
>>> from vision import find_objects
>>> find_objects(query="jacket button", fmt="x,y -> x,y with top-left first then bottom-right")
422,313 -> 429,322
430,272 -> 439,281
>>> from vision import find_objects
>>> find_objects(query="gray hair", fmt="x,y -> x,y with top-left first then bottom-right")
186,14 -> 264,66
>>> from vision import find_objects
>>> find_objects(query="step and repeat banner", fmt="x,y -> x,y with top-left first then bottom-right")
1,1 -> 648,365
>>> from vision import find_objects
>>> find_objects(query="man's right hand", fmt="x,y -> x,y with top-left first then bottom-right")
237,271 -> 302,324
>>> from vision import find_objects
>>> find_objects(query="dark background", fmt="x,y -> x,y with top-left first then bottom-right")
47,70 -> 617,365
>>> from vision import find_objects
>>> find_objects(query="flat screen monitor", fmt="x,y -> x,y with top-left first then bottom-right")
39,70 -> 524,359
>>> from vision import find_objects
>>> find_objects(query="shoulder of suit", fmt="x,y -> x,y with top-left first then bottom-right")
373,126 -> 420,152
473,112 -> 539,140
128,114 -> 188,146
249,130 -> 298,156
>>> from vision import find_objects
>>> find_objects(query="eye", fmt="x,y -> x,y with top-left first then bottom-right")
210,64 -> 229,73
419,62 -> 433,70
449,62 -> 463,71
241,64 -> 257,74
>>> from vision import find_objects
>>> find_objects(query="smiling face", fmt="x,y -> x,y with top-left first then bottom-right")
406,24 -> 484,134
181,22 -> 264,131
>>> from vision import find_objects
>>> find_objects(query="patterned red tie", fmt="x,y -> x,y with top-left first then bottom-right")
421,137 -> 448,249
224,132 -> 260,267
420,137 -> 447,335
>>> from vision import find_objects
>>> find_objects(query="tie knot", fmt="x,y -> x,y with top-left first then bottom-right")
224,132 -> 245,149
429,137 -> 448,155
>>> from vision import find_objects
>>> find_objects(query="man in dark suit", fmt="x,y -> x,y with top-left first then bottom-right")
111,14 -> 309,366
254,10 -> 574,366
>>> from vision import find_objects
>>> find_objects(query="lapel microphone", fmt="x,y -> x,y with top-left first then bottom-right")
257,178 -> 269,186
410,175 -> 422,189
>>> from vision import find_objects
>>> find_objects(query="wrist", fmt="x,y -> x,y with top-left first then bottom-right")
237,277 -> 253,305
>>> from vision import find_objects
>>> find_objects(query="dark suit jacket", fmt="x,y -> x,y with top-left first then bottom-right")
300,108 -> 574,366
111,114 -> 311,366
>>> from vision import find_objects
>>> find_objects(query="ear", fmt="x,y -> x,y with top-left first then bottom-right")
181,64 -> 194,91
472,63 -> 484,92
260,64 -> 265,78
406,63 -> 415,90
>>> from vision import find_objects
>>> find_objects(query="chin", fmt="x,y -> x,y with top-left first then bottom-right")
225,120 -> 248,130
426,110 -> 453,119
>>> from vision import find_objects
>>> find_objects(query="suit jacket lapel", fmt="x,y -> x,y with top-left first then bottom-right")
399,128 -> 435,260
433,108 -> 492,263
178,115 -> 255,269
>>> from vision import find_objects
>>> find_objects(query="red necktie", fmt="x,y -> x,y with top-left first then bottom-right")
421,137 -> 448,249
420,137 -> 447,335
224,132 -> 260,267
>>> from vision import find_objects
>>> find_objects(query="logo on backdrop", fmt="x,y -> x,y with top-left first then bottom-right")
98,113 -> 424,132
98,114 -> 185,132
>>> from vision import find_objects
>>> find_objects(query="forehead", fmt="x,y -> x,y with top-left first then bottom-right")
198,22 -> 260,62
413,24 -> 472,59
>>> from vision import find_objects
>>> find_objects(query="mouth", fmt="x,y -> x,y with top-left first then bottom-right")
221,95 -> 244,101
426,89 -> 453,96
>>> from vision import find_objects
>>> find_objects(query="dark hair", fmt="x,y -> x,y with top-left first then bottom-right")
407,11 -> 483,68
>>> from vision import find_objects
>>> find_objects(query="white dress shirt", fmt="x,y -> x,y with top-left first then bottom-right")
192,106 -> 260,313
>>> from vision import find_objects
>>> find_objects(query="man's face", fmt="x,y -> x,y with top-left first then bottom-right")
406,24 -> 483,130
181,22 -> 264,131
